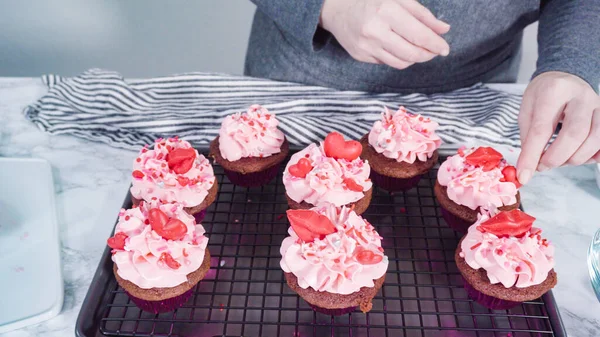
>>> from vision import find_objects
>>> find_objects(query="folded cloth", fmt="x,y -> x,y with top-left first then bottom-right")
24,68 -> 524,151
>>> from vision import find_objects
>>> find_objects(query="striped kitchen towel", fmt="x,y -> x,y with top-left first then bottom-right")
24,68 -> 524,151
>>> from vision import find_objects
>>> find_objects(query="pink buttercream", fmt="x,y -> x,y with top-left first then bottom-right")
130,138 -> 216,208
459,211 -> 555,288
283,143 -> 372,207
218,104 -> 285,161
280,205 -> 388,294
111,200 -> 209,289
437,147 -> 518,210
368,106 -> 441,163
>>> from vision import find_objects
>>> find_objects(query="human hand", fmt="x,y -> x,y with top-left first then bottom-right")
517,71 -> 600,184
319,0 -> 450,70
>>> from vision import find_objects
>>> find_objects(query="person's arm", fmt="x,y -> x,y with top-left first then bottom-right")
516,0 -> 600,184
249,0 -> 329,52
533,0 -> 600,92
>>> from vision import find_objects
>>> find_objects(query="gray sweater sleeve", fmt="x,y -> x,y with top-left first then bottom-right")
250,0 -> 329,52
533,0 -> 600,92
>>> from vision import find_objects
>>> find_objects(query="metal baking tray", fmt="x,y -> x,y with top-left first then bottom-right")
75,149 -> 566,337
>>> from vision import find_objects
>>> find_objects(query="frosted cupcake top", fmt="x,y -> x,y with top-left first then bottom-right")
280,205 -> 388,294
108,200 -> 209,289
437,147 -> 520,210
459,209 -> 555,288
368,106 -> 441,163
218,104 -> 285,161
130,137 -> 216,208
283,132 -> 372,207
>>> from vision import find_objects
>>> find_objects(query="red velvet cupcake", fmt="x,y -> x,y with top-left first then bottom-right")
435,146 -> 521,232
361,106 -> 441,191
210,104 -> 288,187
130,137 -> 218,222
455,209 -> 557,310
107,199 -> 211,314
280,205 -> 388,315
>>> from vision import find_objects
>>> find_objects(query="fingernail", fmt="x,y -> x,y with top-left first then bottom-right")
440,48 -> 449,56
537,164 -> 550,172
585,159 -> 596,165
518,169 -> 532,185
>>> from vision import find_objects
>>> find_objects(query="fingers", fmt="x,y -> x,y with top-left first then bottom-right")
381,30 -> 437,63
518,89 -> 535,142
539,99 -> 593,169
374,49 -> 415,70
400,0 -> 450,35
516,99 -> 564,184
568,108 -> 600,165
381,2 -> 450,55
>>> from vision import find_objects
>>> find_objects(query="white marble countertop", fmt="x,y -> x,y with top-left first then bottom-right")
0,78 -> 598,337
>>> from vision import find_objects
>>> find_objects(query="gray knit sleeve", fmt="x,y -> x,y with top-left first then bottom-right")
249,0 -> 331,52
533,0 -> 600,92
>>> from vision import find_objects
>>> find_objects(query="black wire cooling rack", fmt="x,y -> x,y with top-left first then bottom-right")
76,149 -> 566,337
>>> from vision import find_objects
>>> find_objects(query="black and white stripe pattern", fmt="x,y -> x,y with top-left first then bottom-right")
24,68 -> 524,151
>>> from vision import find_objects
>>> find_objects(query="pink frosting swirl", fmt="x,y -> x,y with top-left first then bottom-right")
218,104 -> 285,161
368,106 -> 441,163
283,143 -> 372,207
437,147 -> 518,210
459,211 -> 555,288
111,200 -> 209,289
280,205 -> 388,294
130,138 -> 216,208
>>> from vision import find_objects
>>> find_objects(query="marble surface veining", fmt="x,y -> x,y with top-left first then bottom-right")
0,78 -> 599,337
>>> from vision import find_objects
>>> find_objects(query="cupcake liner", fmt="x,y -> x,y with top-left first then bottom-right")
193,209 -> 207,223
462,278 -> 521,310
371,170 -> 422,192
223,164 -> 280,187
308,303 -> 357,316
439,206 -> 474,233
125,288 -> 194,314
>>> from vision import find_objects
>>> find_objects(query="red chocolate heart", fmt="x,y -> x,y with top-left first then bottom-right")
159,252 -> 181,269
478,209 -> 536,237
344,177 -> 364,192
501,166 -> 522,188
167,148 -> 196,174
107,232 -> 128,250
148,208 -> 188,241
288,158 -> 313,178
323,132 -> 362,161
286,209 -> 336,243
465,147 -> 503,171
354,247 -> 383,265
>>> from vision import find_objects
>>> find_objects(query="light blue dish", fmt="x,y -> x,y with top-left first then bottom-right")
588,228 -> 600,303
0,158 -> 63,333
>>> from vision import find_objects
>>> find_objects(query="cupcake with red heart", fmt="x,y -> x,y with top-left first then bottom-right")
360,106 -> 441,191
283,132 -> 373,215
107,199 -> 211,314
209,104 -> 289,187
434,146 -> 521,232
131,137 -> 218,221
281,205 -> 388,315
455,209 -> 557,310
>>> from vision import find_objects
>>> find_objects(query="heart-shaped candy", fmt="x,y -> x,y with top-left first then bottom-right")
159,252 -> 181,269
354,247 -> 384,265
288,158 -> 313,178
107,232 -> 128,250
465,147 -> 503,171
323,132 -> 362,161
167,148 -> 196,174
344,177 -> 364,192
286,209 -> 336,243
479,209 -> 535,237
501,165 -> 522,188
148,208 -> 188,241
